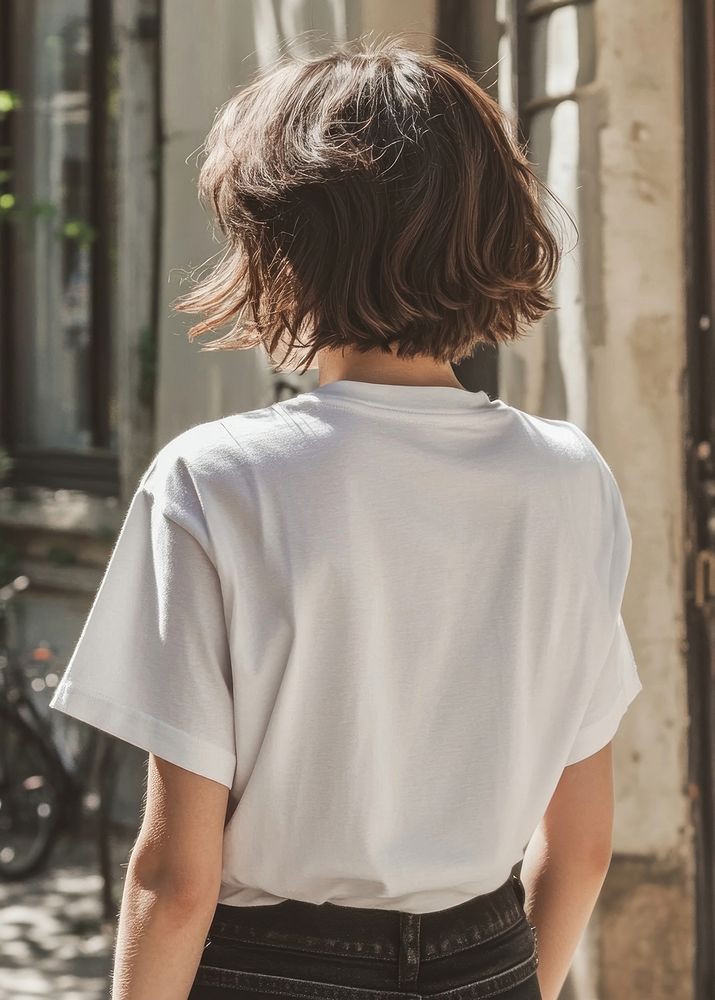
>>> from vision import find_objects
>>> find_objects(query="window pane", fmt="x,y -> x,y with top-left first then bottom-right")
529,3 -> 596,105
10,0 -> 96,449
529,100 -> 589,428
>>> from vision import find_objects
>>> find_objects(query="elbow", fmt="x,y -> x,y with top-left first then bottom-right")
127,843 -> 220,913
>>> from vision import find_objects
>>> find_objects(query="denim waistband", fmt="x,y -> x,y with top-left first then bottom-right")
207,869 -> 527,969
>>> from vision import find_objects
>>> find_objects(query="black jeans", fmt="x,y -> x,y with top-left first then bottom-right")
188,870 -> 541,999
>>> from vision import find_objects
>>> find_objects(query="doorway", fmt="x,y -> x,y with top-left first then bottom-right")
683,1 -> 715,997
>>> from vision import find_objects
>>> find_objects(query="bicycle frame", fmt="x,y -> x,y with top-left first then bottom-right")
0,579 -> 102,807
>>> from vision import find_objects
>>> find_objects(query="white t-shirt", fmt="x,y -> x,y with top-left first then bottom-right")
50,379 -> 642,913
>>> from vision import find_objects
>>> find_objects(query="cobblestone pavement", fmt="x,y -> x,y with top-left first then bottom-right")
0,830 -> 134,1000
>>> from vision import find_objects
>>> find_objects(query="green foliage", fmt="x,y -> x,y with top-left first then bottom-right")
0,88 -> 95,245
29,200 -> 58,219
61,219 -> 97,246
0,198 -> 98,246
0,90 -> 21,119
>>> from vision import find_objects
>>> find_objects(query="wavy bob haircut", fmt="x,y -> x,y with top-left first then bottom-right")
172,35 -> 563,374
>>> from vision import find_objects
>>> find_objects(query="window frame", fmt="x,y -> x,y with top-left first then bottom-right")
508,0 -> 594,126
0,0 -> 119,497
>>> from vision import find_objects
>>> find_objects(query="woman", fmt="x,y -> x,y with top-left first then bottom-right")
50,35 -> 642,1000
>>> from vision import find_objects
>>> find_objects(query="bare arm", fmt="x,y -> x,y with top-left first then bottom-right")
110,754 -> 229,1000
521,743 -> 616,1000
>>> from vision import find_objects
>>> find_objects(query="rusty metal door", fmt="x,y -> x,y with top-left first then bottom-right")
684,1 -> 715,996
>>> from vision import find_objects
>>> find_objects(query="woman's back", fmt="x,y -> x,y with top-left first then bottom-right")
51,377 -> 640,912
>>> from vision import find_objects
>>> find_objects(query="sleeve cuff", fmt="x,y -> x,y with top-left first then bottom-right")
49,680 -> 236,789
564,666 -> 643,766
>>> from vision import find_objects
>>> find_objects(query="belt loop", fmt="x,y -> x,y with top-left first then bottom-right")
398,912 -> 421,988
512,871 -> 526,908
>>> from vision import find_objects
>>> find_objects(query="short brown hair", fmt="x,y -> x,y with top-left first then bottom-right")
172,35 -> 563,374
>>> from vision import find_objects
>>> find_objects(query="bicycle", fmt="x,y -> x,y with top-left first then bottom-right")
0,574 -> 121,912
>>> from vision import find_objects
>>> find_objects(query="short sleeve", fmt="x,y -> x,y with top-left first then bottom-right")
564,445 -> 643,766
564,613 -> 642,765
49,452 -> 237,788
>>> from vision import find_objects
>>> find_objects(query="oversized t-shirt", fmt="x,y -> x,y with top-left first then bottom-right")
50,379 -> 643,913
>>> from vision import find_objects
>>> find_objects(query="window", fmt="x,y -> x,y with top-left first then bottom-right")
0,0 -> 118,495
498,0 -> 595,425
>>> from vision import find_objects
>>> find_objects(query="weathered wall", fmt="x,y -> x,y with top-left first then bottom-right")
498,0 -> 691,997
592,0 -> 692,992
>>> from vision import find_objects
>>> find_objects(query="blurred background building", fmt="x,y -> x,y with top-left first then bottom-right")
0,1 -> 708,997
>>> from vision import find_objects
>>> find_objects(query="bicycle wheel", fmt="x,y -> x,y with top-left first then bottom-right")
0,708 -> 64,880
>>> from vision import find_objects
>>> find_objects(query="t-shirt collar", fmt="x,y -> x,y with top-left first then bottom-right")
308,379 -> 495,412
